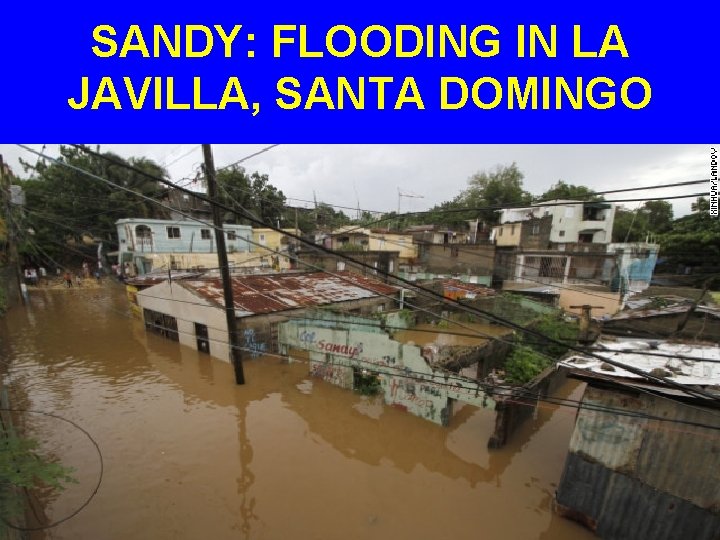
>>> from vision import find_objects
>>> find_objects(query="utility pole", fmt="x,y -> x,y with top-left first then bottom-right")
203,144 -> 245,384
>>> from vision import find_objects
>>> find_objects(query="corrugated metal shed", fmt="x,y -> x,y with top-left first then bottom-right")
556,384 -> 720,540
180,271 -> 398,316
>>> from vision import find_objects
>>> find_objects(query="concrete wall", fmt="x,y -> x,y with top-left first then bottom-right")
556,384 -> 720,539
494,222 -> 522,246
419,243 -> 495,276
279,315 -> 495,426
368,233 -> 417,259
558,287 -> 621,317
137,281 -> 231,361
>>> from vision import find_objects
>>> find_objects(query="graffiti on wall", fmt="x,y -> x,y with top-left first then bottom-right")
243,328 -> 267,358
310,361 -> 352,388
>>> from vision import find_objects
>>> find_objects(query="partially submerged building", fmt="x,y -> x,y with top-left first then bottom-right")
278,312 -> 496,426
136,271 -> 399,360
556,339 -> 720,539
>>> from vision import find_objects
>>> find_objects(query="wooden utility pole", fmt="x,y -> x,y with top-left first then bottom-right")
203,144 -> 245,384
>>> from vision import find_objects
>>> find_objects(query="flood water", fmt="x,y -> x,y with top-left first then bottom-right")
0,286 -> 594,540
393,322 -> 512,347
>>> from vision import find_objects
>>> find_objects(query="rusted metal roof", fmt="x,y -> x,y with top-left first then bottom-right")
441,279 -> 496,300
180,271 -> 398,316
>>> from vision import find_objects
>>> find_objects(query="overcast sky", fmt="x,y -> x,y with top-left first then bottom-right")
1,144 -> 713,218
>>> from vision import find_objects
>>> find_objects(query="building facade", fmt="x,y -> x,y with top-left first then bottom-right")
116,218 -> 252,275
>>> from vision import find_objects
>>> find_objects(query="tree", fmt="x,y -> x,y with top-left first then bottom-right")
17,145 -> 169,265
657,197 -> 720,269
465,163 -> 532,225
216,166 -> 286,227
612,207 -> 649,242
422,163 -> 532,228
643,200 -> 673,233
539,180 -> 602,202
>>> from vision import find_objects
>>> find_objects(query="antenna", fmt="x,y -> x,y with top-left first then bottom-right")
397,188 -> 424,214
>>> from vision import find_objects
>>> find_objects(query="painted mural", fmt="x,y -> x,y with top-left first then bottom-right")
279,313 -> 495,426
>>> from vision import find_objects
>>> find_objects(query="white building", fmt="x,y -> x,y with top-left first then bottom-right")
497,200 -> 616,247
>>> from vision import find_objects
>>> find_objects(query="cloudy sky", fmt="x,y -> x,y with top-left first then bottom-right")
1,144 -> 713,218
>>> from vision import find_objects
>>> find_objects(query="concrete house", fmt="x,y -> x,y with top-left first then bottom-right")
136,272 -> 399,361
116,218 -> 252,275
330,226 -> 418,263
251,227 -> 300,270
492,201 -> 621,316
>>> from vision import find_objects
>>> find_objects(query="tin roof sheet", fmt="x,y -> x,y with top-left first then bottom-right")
560,338 -> 720,386
181,271 -> 397,316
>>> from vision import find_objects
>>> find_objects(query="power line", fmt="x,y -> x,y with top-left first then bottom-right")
216,144 -> 280,172
25,145 -> 720,403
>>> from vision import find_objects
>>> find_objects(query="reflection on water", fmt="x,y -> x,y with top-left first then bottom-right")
0,287 -> 593,539
392,322 -> 512,347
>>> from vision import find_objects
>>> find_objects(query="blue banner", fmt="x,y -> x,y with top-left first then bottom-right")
0,2 -> 715,142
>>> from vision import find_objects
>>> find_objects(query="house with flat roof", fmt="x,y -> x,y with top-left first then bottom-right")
116,218 -> 252,275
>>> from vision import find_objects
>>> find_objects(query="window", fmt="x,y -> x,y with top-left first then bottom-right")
511,225 -> 516,234
143,309 -> 179,342
559,230 -> 565,237
531,223 -> 540,235
167,226 -> 181,239
136,225 -> 152,239
200,229 -> 211,240
337,261 -> 346,271
195,323 -> 209,354
498,228 -> 504,236
226,231 -> 237,240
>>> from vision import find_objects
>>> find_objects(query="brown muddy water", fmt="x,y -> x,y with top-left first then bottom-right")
393,322 -> 512,347
0,286 -> 593,540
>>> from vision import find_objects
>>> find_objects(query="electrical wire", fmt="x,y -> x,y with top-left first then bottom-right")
0,407 -> 104,532
21,144 -> 720,403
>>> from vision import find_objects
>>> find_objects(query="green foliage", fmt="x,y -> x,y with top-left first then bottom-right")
539,180 -> 603,202
217,166 -> 287,227
655,198 -> 720,268
18,145 -> 170,264
504,345 -> 550,385
530,314 -> 579,358
503,313 -> 579,385
0,429 -> 76,530
612,200 -> 674,243
354,372 -> 381,396
420,163 -> 532,229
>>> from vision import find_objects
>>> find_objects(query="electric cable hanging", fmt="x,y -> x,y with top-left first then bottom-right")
19,144 -> 720,403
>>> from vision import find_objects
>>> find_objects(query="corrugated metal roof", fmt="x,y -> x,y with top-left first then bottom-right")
441,279 -> 496,297
612,304 -> 720,320
181,271 -> 397,316
560,338 -> 720,386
